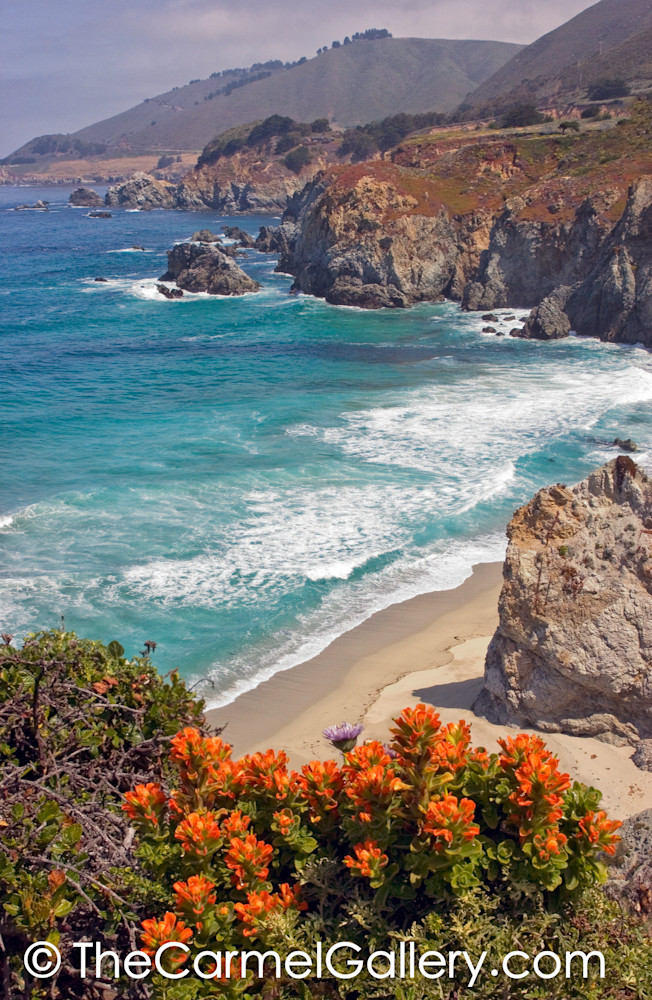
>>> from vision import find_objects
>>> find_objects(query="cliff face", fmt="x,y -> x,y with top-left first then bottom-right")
272,105 -> 652,345
474,458 -> 652,747
278,162 -> 491,307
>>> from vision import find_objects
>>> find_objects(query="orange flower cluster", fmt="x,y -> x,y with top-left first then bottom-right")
430,721 -> 472,773
295,760 -> 343,821
390,704 -> 442,765
345,763 -> 410,823
234,884 -> 306,938
422,794 -> 480,851
224,834 -> 274,889
173,875 -> 217,923
141,912 -> 192,964
125,714 -> 623,962
343,840 -> 389,879
175,811 -> 223,858
498,734 -> 572,860
577,810 -> 621,856
122,782 -> 167,830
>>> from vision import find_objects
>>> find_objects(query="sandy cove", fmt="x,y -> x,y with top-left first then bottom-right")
206,561 -> 652,822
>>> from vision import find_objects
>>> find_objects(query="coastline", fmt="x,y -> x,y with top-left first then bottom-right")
206,561 -> 502,755
206,559 -> 652,822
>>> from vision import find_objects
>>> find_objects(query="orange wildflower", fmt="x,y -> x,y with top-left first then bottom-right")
221,809 -> 251,838
296,760 -> 343,819
577,810 -> 622,856
234,884 -> 305,938
390,704 -> 442,765
141,912 -> 192,963
173,875 -> 217,922
174,811 -> 223,857
122,783 -> 167,829
224,834 -> 274,889
170,728 -> 232,769
343,840 -> 389,879
343,741 -> 393,774
345,763 -> 410,819
422,794 -> 479,851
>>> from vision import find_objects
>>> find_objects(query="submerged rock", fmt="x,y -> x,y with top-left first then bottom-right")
156,283 -> 184,299
474,458 -> 652,746
614,438 -> 639,453
159,242 -> 260,296
69,187 -> 103,207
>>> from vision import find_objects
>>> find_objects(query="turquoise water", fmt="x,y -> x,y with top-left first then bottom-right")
2,185 -> 652,705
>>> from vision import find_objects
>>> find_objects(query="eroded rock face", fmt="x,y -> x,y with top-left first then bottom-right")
69,187 -> 103,207
474,458 -> 652,746
159,242 -> 260,296
277,172 -> 461,308
105,172 -> 176,209
566,177 -> 652,346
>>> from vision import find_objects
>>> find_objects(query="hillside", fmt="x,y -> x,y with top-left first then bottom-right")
461,0 -> 652,114
4,36 -> 521,179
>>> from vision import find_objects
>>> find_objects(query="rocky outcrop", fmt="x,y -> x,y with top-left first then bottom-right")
276,168 -> 465,308
159,242 -> 260,296
461,195 -> 610,312
513,286 -> 572,340
565,177 -> 652,346
69,187 -> 104,207
222,225 -> 255,248
105,172 -> 176,209
474,458 -> 652,746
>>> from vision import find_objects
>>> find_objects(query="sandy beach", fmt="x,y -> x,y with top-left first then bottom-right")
207,561 -> 651,822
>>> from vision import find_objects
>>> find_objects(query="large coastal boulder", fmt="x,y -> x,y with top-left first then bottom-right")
474,458 -> 652,746
69,187 -> 103,207
105,172 -> 176,209
159,242 -> 260,296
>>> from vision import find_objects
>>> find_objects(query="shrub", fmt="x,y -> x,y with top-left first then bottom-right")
340,129 -> 379,162
581,106 -> 600,119
284,145 -> 312,174
587,78 -> 631,101
311,118 -> 331,134
501,104 -> 546,128
121,705 -> 649,999
0,630 -> 205,998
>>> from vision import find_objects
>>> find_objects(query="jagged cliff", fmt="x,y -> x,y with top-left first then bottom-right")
269,103 -> 652,345
474,458 -> 652,747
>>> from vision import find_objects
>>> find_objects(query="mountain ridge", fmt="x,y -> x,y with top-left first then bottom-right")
5,36 -> 522,167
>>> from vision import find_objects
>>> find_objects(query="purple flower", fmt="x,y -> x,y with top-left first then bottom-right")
323,721 -> 363,752
383,744 -> 398,760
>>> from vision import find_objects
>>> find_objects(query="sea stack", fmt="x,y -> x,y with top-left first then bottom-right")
474,457 -> 652,747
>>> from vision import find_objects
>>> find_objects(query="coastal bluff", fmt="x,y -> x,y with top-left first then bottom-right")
474,458 -> 652,748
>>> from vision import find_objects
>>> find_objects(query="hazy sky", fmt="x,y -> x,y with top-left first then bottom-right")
1,0 -> 596,156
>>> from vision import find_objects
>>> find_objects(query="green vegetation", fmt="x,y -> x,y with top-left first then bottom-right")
1,632 -> 650,998
341,110 -> 449,161
587,78 -> 632,101
0,630 -> 204,998
501,104 -> 546,128
122,708 -> 650,999
284,145 -> 312,174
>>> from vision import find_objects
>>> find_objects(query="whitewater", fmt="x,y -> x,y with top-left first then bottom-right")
1,185 -> 652,706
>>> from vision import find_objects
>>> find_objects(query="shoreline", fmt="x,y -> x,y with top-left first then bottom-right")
206,561 -> 503,756
206,559 -> 652,822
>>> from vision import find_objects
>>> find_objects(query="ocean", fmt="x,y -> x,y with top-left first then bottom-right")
1,184 -> 651,707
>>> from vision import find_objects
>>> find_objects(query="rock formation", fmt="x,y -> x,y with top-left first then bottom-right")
159,242 -> 260,296
69,187 -> 103,207
474,458 -> 652,747
105,172 -> 176,209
